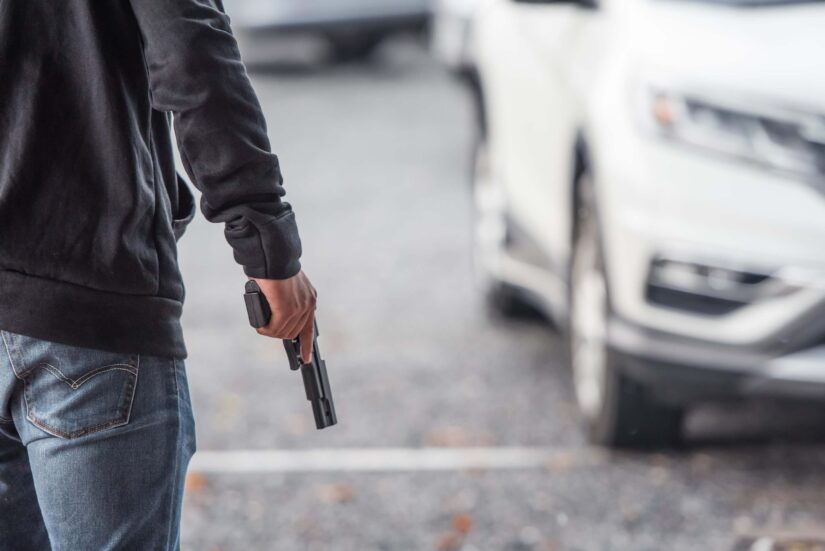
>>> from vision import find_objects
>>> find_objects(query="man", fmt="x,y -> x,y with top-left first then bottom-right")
0,1 -> 317,549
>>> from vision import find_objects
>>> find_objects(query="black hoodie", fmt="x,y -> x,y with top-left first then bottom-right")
0,0 -> 302,359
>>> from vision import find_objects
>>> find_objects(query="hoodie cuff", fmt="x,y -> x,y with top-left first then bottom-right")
224,207 -> 303,280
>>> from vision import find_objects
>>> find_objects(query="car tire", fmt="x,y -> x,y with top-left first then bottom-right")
570,173 -> 684,448
471,137 -> 539,319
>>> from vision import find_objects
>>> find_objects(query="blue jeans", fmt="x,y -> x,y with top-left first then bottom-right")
0,330 -> 196,550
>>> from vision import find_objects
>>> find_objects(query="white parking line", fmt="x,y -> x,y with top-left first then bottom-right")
189,447 -> 601,474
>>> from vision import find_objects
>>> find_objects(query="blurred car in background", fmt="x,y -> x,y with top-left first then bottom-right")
431,0 -> 480,75
469,0 -> 825,447
223,0 -> 432,61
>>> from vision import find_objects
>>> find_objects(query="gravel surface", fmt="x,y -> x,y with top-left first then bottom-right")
178,37 -> 825,551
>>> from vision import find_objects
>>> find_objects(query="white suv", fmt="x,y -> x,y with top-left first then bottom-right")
469,0 -> 825,447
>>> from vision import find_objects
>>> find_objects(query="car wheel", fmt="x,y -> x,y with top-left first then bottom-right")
570,173 -> 683,448
471,138 -> 538,318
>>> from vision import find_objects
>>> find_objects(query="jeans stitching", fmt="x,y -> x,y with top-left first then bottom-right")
23,368 -> 139,439
23,369 -> 136,439
25,414 -> 131,439
22,362 -> 139,440
0,332 -> 141,439
10,333 -> 29,381
1,331 -> 22,379
0,333 -> 17,423
171,357 -> 180,396
35,362 -> 138,389
166,358 -> 182,549
124,355 -> 140,426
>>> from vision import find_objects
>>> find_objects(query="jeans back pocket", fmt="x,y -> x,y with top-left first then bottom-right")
2,332 -> 140,439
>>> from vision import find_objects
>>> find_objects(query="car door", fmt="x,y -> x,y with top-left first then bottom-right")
476,0 -> 599,287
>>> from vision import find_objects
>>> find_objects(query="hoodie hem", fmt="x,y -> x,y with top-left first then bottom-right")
0,269 -> 187,359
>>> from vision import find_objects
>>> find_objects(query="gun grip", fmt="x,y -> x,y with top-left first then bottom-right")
244,280 -> 271,328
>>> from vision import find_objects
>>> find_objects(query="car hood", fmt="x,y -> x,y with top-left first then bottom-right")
625,0 -> 825,112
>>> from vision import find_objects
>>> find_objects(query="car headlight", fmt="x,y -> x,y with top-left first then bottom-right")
642,88 -> 825,181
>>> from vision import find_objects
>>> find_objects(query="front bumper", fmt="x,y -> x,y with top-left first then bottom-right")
609,314 -> 825,403
590,121 -> 825,394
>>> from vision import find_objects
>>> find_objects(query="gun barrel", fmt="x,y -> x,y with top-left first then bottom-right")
300,357 -> 337,429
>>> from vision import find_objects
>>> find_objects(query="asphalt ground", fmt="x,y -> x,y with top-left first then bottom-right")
177,37 -> 825,551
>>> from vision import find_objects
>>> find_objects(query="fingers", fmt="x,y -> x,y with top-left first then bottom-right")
299,315 -> 315,364
256,309 -> 300,339
252,271 -> 317,341
279,309 -> 307,341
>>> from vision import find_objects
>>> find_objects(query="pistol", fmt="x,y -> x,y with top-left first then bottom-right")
244,280 -> 337,430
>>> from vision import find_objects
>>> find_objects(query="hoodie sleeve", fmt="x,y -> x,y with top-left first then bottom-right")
128,0 -> 302,279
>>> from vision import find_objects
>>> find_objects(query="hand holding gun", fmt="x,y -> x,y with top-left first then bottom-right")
244,279 -> 337,430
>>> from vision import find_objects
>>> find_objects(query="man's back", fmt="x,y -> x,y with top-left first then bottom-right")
0,0 -> 302,359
